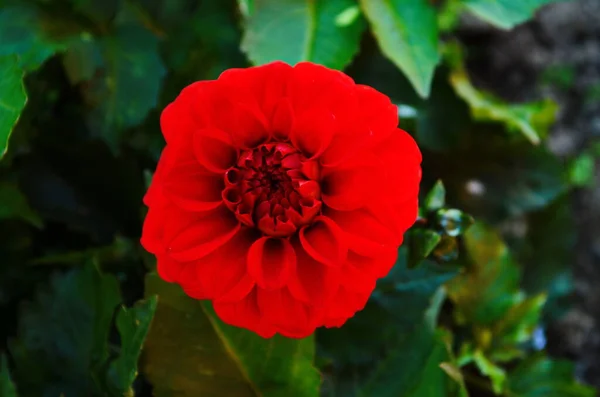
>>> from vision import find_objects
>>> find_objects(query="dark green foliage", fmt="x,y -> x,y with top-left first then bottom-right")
0,0 -> 594,396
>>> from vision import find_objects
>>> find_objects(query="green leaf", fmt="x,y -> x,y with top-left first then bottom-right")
107,296 -> 158,395
507,355 -> 596,397
62,36 -> 104,85
447,222 -> 521,325
335,5 -> 361,27
85,23 -> 167,151
406,229 -> 442,268
318,247 -> 459,396
238,0 -> 255,18
0,181 -> 42,227
0,55 -> 27,160
424,180 -> 446,212
356,259 -> 460,396
568,153 -> 595,187
361,330 -> 458,397
445,43 -> 557,144
462,0 -> 560,30
491,294 -> 546,353
519,196 -> 575,320
439,332 -> 470,397
360,0 -> 440,97
473,350 -> 506,394
414,68 -> 472,152
241,0 -> 365,70
375,248 -> 459,328
1,355 -> 17,397
143,273 -> 320,397
0,5 -> 69,71
10,262 -> 121,396
71,0 -> 121,25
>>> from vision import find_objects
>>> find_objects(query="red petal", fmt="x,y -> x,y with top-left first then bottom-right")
321,156 -> 379,211
270,98 -> 294,141
141,206 -> 165,254
160,81 -> 210,144
166,207 -> 241,262
324,208 -> 397,257
156,254 -> 185,283
320,85 -> 397,167
288,239 -> 340,306
290,108 -> 335,160
257,287 -> 315,337
288,62 -> 354,113
213,289 -> 277,338
193,128 -> 237,173
299,216 -> 347,267
341,250 -> 398,292
325,286 -> 371,321
168,229 -> 258,301
193,229 -> 257,301
247,237 -> 296,290
226,103 -> 270,149
163,161 -> 224,212
218,61 -> 292,119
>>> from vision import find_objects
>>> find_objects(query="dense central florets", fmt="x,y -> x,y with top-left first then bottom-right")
222,143 -> 321,237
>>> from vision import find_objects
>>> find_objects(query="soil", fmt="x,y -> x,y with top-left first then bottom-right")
457,0 -> 600,388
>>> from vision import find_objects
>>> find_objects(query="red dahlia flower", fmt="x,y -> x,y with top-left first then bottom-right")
141,61 -> 422,338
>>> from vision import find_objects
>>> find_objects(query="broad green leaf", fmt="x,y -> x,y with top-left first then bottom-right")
85,23 -> 167,151
10,262 -> 121,396
375,248 -> 459,331
0,56 -> 27,160
447,222 -> 521,325
62,36 -> 104,85
0,181 -> 42,227
0,5 -> 69,71
423,180 -> 446,212
361,330 -> 457,397
507,355 -> 596,397
335,5 -> 361,27
463,0 -> 560,30
445,43 -> 557,144
144,273 -> 320,397
358,260 -> 460,396
1,355 -> 17,397
360,0 -> 440,97
107,296 -> 158,396
241,0 -> 365,70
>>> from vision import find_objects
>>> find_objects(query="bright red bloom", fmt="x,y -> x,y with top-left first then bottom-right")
141,61 -> 422,338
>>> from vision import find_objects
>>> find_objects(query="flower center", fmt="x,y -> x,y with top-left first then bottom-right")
223,143 -> 321,237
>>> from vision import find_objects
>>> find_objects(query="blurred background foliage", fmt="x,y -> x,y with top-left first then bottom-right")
0,0 -> 597,396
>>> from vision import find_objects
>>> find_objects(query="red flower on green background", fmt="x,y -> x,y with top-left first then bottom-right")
141,61 -> 421,338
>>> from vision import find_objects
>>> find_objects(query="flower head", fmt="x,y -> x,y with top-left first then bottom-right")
141,61 -> 422,338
